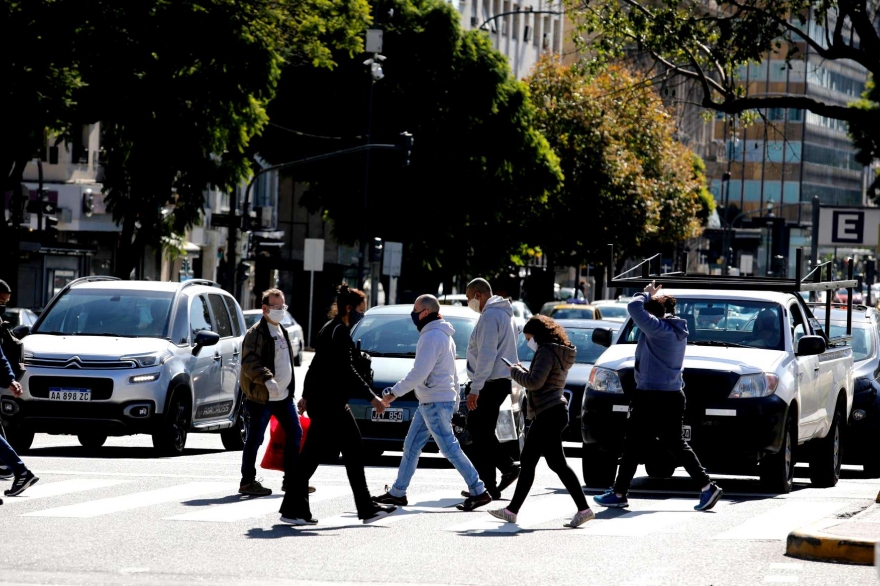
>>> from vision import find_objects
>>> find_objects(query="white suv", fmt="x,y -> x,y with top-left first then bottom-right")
0,277 -> 248,456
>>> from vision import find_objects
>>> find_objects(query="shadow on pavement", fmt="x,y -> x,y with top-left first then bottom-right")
23,445 -> 227,459
246,525 -> 384,539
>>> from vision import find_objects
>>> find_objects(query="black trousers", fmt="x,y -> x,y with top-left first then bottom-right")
613,389 -> 711,495
279,406 -> 374,519
465,378 -> 516,490
508,404 -> 587,514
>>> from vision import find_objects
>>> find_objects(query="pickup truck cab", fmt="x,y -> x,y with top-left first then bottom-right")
582,288 -> 854,493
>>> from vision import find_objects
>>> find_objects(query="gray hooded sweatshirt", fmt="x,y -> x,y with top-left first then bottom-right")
628,292 -> 689,391
387,319 -> 460,404
466,295 -> 519,394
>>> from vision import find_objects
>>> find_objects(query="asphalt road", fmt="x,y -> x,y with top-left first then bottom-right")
2,352 -> 879,586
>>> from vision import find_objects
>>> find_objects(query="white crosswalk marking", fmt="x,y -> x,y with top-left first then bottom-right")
0,479 -> 131,506
444,493 -> 577,533
165,485 -> 351,522
576,498 -> 724,537
713,500 -> 845,540
318,490 -> 463,528
23,482 -> 229,518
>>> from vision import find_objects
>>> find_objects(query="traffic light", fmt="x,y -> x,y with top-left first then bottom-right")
82,189 -> 94,217
370,237 -> 383,262
399,131 -> 413,167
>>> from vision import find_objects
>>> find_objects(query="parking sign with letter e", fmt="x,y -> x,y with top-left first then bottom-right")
831,210 -> 864,243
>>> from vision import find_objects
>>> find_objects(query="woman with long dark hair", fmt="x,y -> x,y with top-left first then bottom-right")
278,284 -> 395,525
487,315 -> 594,528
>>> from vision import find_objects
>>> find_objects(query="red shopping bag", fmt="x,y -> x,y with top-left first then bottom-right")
260,414 -> 310,471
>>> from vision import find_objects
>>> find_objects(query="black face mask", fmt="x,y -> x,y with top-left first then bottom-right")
349,310 -> 364,327
412,311 -> 441,332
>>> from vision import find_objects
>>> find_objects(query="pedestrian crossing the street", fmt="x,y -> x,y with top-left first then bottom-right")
0,476 -> 861,541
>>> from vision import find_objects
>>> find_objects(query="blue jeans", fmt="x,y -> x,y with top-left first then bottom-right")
390,401 -> 485,498
240,398 -> 303,486
0,429 -> 27,476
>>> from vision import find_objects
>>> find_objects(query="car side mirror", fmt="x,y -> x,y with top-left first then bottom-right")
592,327 -> 613,348
193,330 -> 220,355
12,325 -> 30,339
796,335 -> 826,357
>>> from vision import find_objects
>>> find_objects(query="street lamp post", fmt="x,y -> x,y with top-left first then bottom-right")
358,52 -> 385,298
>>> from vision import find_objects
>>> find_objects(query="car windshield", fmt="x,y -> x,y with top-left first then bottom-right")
549,307 -> 597,320
243,313 -> 261,329
618,299 -> 784,351
350,314 -> 476,359
827,323 -> 874,362
35,289 -> 175,338
516,326 -> 614,364
594,304 -> 628,319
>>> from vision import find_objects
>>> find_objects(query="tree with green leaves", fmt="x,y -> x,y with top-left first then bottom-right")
527,58 -> 711,282
3,0 -> 371,278
255,0 -> 563,292
565,0 -> 880,197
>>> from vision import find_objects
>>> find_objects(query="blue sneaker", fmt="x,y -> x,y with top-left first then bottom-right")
593,490 -> 629,508
695,483 -> 723,511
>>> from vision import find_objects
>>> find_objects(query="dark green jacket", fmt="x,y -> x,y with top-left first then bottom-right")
240,316 -> 295,405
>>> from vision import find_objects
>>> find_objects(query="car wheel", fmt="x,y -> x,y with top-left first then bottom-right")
645,460 -> 677,479
220,396 -> 249,451
760,412 -> 795,494
808,403 -> 843,488
152,390 -> 190,456
78,433 -> 107,449
582,443 -> 618,489
5,426 -> 35,454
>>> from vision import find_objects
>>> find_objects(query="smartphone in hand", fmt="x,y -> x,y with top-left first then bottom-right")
501,357 -> 514,367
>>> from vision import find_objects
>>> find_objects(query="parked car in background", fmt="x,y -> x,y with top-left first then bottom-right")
547,304 -> 604,321
510,300 -> 533,332
833,288 -> 864,304
438,294 -> 469,307
515,319 -> 620,442
2,307 -> 39,328
2,277 -> 249,456
811,304 -> 880,476
347,304 -> 526,458
589,300 -> 629,323
243,308 -> 304,366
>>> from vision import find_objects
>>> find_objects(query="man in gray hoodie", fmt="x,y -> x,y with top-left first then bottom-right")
463,278 -> 520,499
372,294 -> 492,512
594,281 -> 723,512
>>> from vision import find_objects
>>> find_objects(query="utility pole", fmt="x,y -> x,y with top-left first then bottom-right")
225,185 -> 238,297
359,31 -> 385,298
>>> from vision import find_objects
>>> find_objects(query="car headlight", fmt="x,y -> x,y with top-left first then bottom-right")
588,367 -> 624,394
728,373 -> 779,399
124,350 -> 173,368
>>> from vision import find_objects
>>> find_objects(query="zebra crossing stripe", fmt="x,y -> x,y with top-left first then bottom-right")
444,492 -> 577,533
0,479 -> 131,506
23,482 -> 229,518
713,500 -> 846,540
165,485 -> 351,523
318,490 -> 463,528
575,498 -> 723,537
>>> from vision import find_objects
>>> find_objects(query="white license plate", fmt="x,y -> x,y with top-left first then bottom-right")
371,408 -> 403,422
682,425 -> 692,441
48,388 -> 91,402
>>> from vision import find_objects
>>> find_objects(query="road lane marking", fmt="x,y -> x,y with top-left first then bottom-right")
444,493 -> 576,533
23,482 -> 229,518
318,490 -> 464,528
713,500 -> 845,540
0,479 -> 131,506
165,485 -> 351,522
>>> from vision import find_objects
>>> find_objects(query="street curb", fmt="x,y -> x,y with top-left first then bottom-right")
786,526 -> 875,566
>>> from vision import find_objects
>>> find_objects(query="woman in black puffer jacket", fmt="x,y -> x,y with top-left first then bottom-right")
487,315 -> 594,528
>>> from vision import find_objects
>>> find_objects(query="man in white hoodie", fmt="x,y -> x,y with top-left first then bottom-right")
372,294 -> 492,512
463,278 -> 520,499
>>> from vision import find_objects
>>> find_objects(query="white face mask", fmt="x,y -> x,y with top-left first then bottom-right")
468,297 -> 482,314
527,338 -> 539,352
268,309 -> 286,323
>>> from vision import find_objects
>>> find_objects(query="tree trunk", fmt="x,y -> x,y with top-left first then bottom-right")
114,217 -> 138,279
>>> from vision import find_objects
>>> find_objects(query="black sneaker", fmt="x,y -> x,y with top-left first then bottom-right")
360,504 -> 397,523
497,466 -> 521,492
371,485 -> 408,506
461,487 -> 501,500
280,515 -> 318,526
4,470 -> 38,497
0,465 -> 13,480
456,490 -> 492,511
238,480 -> 271,497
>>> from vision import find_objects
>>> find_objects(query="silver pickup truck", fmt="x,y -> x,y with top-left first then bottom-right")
581,255 -> 855,493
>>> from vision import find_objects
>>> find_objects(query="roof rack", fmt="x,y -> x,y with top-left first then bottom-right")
607,246 -> 855,341
177,279 -> 219,291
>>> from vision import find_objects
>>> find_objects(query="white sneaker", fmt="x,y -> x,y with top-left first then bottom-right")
487,508 -> 517,523
280,516 -> 318,526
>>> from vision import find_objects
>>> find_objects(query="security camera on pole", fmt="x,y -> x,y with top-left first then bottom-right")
358,29 -> 385,301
